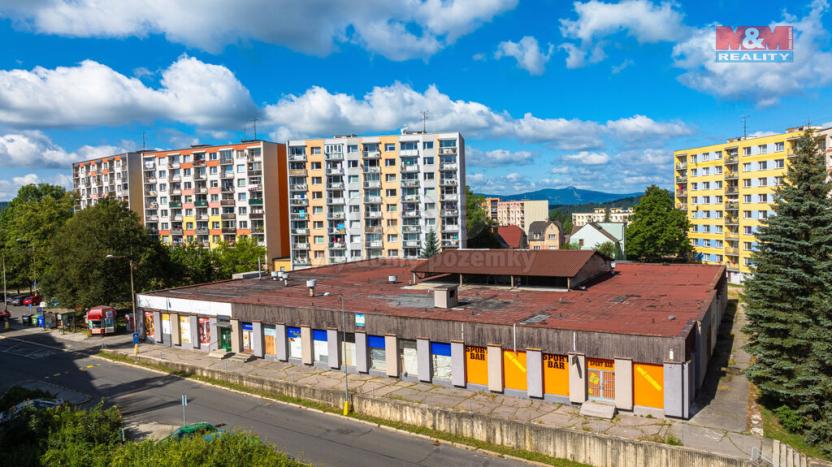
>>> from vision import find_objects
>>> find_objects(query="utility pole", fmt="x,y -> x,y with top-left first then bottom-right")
341,295 -> 349,415
3,254 -> 7,312
106,255 -> 139,355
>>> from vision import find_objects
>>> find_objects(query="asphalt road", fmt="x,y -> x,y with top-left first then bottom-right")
0,331 -> 524,467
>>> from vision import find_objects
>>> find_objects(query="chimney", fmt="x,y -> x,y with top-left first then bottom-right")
306,279 -> 317,297
388,275 -> 397,284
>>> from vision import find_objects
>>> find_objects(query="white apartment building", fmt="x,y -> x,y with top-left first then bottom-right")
72,152 -> 144,219
572,207 -> 633,227
287,131 -> 466,268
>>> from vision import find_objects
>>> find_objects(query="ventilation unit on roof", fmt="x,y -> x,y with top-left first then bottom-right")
388,275 -> 397,284
434,285 -> 458,309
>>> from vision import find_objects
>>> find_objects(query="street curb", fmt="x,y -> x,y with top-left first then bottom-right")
93,352 -> 547,467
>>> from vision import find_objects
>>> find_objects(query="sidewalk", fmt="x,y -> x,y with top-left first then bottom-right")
105,339 -> 767,461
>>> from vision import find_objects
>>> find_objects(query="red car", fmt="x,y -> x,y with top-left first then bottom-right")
22,295 -> 42,306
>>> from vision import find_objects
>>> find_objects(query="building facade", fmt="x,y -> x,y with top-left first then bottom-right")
136,250 -> 727,419
569,222 -> 625,258
674,126 -> 822,283
286,132 -> 466,268
72,152 -> 144,219
483,197 -> 500,220
527,220 -> 562,250
140,141 -> 289,262
572,207 -> 633,227
494,199 -> 548,232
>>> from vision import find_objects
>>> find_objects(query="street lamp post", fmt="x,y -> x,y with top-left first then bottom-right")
16,239 -> 35,295
106,254 -> 138,355
340,295 -> 350,415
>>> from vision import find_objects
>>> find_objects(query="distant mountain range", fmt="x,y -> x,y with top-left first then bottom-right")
481,187 -> 642,206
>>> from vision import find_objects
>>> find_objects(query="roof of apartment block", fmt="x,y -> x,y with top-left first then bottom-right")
143,256 -> 725,338
496,225 -> 526,249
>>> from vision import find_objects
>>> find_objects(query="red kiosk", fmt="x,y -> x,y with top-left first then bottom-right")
86,306 -> 116,335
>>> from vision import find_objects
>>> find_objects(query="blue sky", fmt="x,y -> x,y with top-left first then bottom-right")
1,0 -> 831,199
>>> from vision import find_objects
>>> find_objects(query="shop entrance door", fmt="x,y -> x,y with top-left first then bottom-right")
588,368 -> 615,401
219,327 -> 232,352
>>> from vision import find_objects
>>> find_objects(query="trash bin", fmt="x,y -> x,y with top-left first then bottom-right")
30,314 -> 38,326
36,314 -> 44,327
21,314 -> 31,325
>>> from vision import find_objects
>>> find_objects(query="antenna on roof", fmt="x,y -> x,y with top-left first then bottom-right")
253,117 -> 258,139
741,115 -> 749,139
421,110 -> 429,133
142,131 -> 146,150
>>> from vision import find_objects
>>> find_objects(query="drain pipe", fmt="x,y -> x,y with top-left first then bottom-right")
513,323 -> 517,354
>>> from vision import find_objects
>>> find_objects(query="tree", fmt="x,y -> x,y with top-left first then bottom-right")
625,185 -> 691,262
743,130 -> 832,455
168,241 -> 219,285
596,241 -> 617,259
465,186 -> 501,248
40,198 -> 170,310
214,237 -> 266,278
420,229 -> 440,258
560,241 -> 582,250
0,184 -> 75,291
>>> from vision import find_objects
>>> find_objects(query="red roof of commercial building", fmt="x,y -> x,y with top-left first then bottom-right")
412,249 -> 601,278
144,258 -> 725,339
497,225 -> 526,249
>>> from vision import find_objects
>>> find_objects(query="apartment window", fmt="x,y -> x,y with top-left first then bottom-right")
423,172 -> 434,180
386,219 -> 398,227
348,160 -> 359,168
774,176 -> 784,186
386,204 -> 397,212
237,179 -> 247,187
425,202 -> 435,211
757,177 -> 767,186
743,195 -> 752,203
758,145 -> 767,154
209,152 -> 218,161
349,205 -> 359,213
384,159 -> 396,166
743,163 -> 752,172
238,206 -> 247,215
311,147 -> 321,154
311,162 -> 322,169
714,151 -> 722,159
423,141 -> 434,149
422,157 -> 434,165
238,220 -> 248,229
758,161 -> 767,170
385,189 -> 397,197
759,194 -> 768,203
387,234 -> 398,242
209,166 -> 218,175
211,208 -> 219,215
775,142 -> 784,152
743,147 -> 752,156
314,251 -> 324,258
743,210 -> 752,219
774,159 -> 784,168
743,179 -> 752,187
385,174 -> 396,182
313,206 -> 323,214
312,177 -> 322,185
759,211 -> 768,219
387,249 -> 398,257
236,164 -> 245,173
348,175 -> 359,184
385,144 -> 395,151
313,221 -> 324,229
314,236 -> 324,244
237,192 -> 247,201
312,192 -> 323,199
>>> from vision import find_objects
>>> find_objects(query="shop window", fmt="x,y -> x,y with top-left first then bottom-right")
313,329 -> 328,364
399,339 -> 418,378
587,358 -> 615,401
368,335 -> 386,372
431,342 -> 452,382
287,326 -> 302,359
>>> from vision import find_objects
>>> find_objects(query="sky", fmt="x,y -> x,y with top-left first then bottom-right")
1,0 -> 831,200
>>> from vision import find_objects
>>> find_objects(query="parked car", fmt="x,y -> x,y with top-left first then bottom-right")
22,295 -> 42,306
7,294 -> 26,306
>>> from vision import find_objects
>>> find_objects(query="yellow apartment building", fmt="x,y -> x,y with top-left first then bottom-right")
674,126 -> 823,283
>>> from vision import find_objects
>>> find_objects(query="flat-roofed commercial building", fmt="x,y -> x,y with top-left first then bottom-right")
72,152 -> 144,218
137,249 -> 726,419
286,132 -> 466,268
140,141 -> 289,263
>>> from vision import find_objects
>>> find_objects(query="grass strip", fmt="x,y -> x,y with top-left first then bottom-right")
97,350 -> 588,466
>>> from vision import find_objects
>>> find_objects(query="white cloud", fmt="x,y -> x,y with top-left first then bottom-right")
495,36 -> 554,75
559,0 -> 687,68
472,52 -> 487,61
0,131 -> 131,168
564,150 -> 609,165
611,59 -> 633,74
0,0 -> 516,61
467,147 -> 535,167
672,1 -> 832,106
264,82 -> 690,149
0,55 -> 256,128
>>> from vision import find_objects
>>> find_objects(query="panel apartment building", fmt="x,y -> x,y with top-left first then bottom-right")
286,132 -> 466,268
674,126 -> 825,283
140,141 -> 289,262
492,199 -> 549,232
72,152 -> 144,219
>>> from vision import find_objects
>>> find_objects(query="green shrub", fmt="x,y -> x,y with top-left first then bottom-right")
773,405 -> 806,433
0,386 -> 54,411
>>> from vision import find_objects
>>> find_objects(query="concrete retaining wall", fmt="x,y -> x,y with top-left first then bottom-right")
132,355 -> 752,467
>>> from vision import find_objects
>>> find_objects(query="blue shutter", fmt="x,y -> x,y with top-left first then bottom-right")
312,329 -> 327,341
430,342 -> 451,356
287,326 -> 301,338
367,335 -> 386,349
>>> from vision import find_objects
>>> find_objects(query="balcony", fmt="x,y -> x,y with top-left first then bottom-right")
249,211 -> 263,219
363,166 -> 381,174
329,242 -> 346,250
403,210 -> 420,218
252,227 -> 265,234
221,213 -> 236,219
725,231 -> 739,239
328,197 -> 345,205
725,201 -> 739,210
169,202 -> 182,208
725,186 -> 739,195
403,240 -> 420,248
327,212 -> 345,220
145,177 -> 157,183
440,147 -> 457,155
403,194 -> 420,202
329,256 -> 347,264
365,211 -> 382,219
196,214 -> 209,221
725,216 -> 739,225
364,196 -> 381,204
249,199 -> 264,206
196,228 -> 209,235
171,229 -> 184,236
247,184 -> 262,191
676,189 -> 688,197
362,151 -> 381,159
361,180 -> 380,189
675,176 -> 687,184
724,172 -> 738,180
289,154 -> 306,162
221,172 -> 235,179
443,225 -> 460,232
221,227 -> 236,234
325,152 -> 344,161
726,155 -> 739,164
440,179 -> 458,187
441,193 -> 459,201
195,200 -> 208,207
146,215 -> 159,222
401,164 -> 419,173
442,240 -> 459,247
292,228 -> 308,235
220,199 -> 235,206
366,240 -> 382,248
403,225 -> 421,233
289,169 -> 307,177
365,226 -> 383,234
725,247 -> 740,256
441,209 -> 459,217
677,202 -> 688,210
293,258 -> 311,266
675,162 -> 687,170
291,198 -> 308,206
401,180 -> 419,188
291,184 -> 308,191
